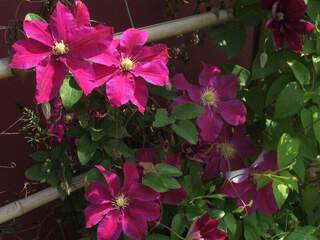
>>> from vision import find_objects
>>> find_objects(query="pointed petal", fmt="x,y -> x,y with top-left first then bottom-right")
284,28 -> 302,53
122,209 -> 148,240
127,183 -> 159,201
199,63 -> 221,86
85,181 -> 112,205
73,0 -> 90,26
202,157 -> 221,180
89,42 -> 121,66
134,44 -> 168,63
257,183 -> 278,215
212,74 -> 238,100
270,27 -> 285,51
123,163 -> 140,191
106,73 -> 135,108
132,61 -> 168,86
23,20 -> 54,47
164,155 -> 183,169
172,73 -> 201,103
50,1 -> 76,41
218,100 -> 247,126
130,77 -> 148,113
127,200 -> 160,221
35,57 -> 66,104
232,135 -> 256,160
162,188 -> 187,205
197,109 -> 223,142
120,28 -> 148,56
252,151 -> 278,172
283,0 -> 307,21
97,211 -> 122,240
136,148 -> 157,163
96,165 -> 121,197
84,203 -> 114,228
260,0 -> 277,9
293,20 -> 315,34
10,39 -> 51,69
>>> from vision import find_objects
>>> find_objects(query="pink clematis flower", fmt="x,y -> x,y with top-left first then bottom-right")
136,148 -> 187,205
191,125 -> 256,180
10,1 -> 113,104
172,64 -> 246,142
220,151 -> 278,216
90,28 -> 169,113
186,212 -> 228,240
261,0 -> 315,52
84,163 -> 160,240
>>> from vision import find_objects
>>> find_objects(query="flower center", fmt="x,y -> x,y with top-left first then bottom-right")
201,88 -> 217,106
114,194 -> 129,209
52,41 -> 69,55
216,143 -> 236,159
121,57 -> 135,71
276,12 -> 285,21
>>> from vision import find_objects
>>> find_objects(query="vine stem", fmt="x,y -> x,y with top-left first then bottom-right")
159,223 -> 185,240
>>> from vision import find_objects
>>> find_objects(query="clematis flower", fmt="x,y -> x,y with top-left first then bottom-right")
84,163 -> 160,240
261,0 -> 315,52
220,151 -> 278,216
191,125 -> 256,180
10,1 -> 113,104
171,64 -> 246,142
186,212 -> 228,240
89,28 -> 169,113
136,148 -> 187,205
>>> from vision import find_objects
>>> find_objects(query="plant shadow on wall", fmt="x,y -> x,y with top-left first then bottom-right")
2,0 -> 320,239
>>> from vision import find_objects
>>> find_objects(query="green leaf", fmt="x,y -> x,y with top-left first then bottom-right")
161,177 -> 181,189
153,108 -> 175,127
85,168 -> 104,185
209,209 -> 225,219
25,164 -> 45,181
251,52 -> 283,80
265,74 -> 292,106
76,134 -> 98,165
142,173 -> 168,193
307,0 -> 320,20
25,13 -> 46,22
245,87 -> 265,116
232,65 -> 251,87
312,109 -> 320,144
156,163 -> 182,177
30,151 -> 50,162
277,133 -> 300,168
288,60 -> 311,86
244,225 -> 260,240
60,76 -> 83,109
274,82 -> 304,118
171,120 -> 198,144
286,226 -> 318,240
78,109 -> 89,128
172,103 -> 204,120
301,108 -> 313,134
171,214 -> 185,240
272,181 -> 289,208
146,234 -> 170,240
103,140 -> 134,159
102,120 -> 130,139
302,186 -> 320,214
222,213 -> 237,237
211,21 -> 246,57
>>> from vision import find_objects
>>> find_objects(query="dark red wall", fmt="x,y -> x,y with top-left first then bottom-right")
0,1 -> 256,239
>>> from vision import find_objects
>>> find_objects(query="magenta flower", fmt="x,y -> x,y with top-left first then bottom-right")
84,163 -> 160,240
10,1 -> 113,104
191,125 -> 256,180
186,212 -> 228,240
136,148 -> 187,205
89,28 -> 169,113
172,64 -> 246,142
261,0 -> 315,52
220,151 -> 278,216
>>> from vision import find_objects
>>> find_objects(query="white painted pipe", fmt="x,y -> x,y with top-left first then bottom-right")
0,10 -> 233,224
0,10 -> 233,80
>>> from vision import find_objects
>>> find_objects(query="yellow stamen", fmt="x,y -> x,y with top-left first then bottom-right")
121,57 -> 135,71
52,41 -> 69,55
201,88 -> 217,106
276,12 -> 285,21
114,194 -> 129,209
216,143 -> 236,159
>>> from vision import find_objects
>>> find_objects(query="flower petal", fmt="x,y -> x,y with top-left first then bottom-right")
120,28 -> 148,56
214,75 -> 238,100
136,148 -> 157,163
130,77 -> 148,113
218,100 -> 247,126
283,0 -> 307,21
89,41 -> 121,66
134,44 -> 168,64
127,183 -> 159,202
199,63 -> 221,86
85,181 -> 112,205
162,188 -> 187,205
10,39 -> 51,69
197,109 -> 223,142
35,57 -> 67,104
96,165 -> 121,197
97,211 -> 122,240
123,163 -> 140,191
106,73 -> 135,108
251,151 -> 278,173
84,203 -> 114,228
164,155 -> 183,169
50,1 -> 76,41
127,200 -> 160,221
132,61 -> 168,86
23,20 -> 54,47
122,208 -> 148,240
293,20 -> 315,34
172,74 -> 201,103
202,156 -> 221,180
260,0 -> 277,9
73,0 -> 90,26
257,183 -> 278,215
284,28 -> 302,53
